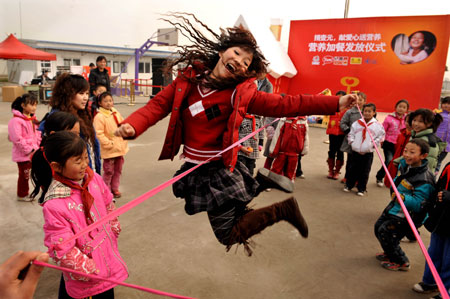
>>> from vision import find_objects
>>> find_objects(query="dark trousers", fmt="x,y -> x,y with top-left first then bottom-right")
423,232 -> 450,292
374,211 -> 411,264
296,155 -> 303,176
436,151 -> 449,174
376,141 -> 395,181
58,275 -> 115,299
207,201 -> 247,244
328,134 -> 345,161
237,155 -> 256,176
344,152 -> 353,180
17,161 -> 31,197
345,152 -> 373,192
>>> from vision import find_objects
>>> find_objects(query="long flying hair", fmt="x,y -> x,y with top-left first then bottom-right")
160,12 -> 268,90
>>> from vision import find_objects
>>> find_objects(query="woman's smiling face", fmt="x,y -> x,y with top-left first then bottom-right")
211,46 -> 253,79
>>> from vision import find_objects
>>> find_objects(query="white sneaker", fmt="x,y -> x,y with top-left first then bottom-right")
343,186 -> 350,192
376,180 -> 384,187
17,196 -> 33,202
356,192 -> 364,196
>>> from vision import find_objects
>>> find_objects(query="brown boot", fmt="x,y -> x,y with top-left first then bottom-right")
327,158 -> 335,179
226,197 -> 308,256
332,159 -> 344,180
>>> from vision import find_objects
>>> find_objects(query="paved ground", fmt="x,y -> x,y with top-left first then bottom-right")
0,96 -> 446,299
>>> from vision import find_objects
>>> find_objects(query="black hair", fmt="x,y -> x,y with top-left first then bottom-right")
408,138 -> 430,155
160,12 -> 268,90
95,91 -> 113,109
96,56 -> 107,63
42,111 -> 79,143
30,131 -> 86,204
408,108 -> 443,132
94,83 -> 107,91
395,99 -> 409,110
408,31 -> 436,55
441,97 -> 450,105
89,62 -> 95,67
11,93 -> 38,114
335,90 -> 346,96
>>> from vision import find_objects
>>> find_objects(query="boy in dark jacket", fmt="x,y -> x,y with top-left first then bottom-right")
374,139 -> 436,271
412,161 -> 450,297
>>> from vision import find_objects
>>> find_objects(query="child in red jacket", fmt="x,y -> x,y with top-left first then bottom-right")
270,116 -> 309,181
326,90 -> 347,180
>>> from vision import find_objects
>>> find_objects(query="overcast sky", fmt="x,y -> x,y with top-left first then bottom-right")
0,0 -> 449,49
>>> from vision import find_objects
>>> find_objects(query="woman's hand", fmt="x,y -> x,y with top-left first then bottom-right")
339,94 -> 358,111
115,123 -> 136,138
0,251 -> 49,299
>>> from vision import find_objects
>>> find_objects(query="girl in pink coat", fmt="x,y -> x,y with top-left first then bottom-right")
375,99 -> 409,186
7,94 -> 41,201
30,131 -> 128,298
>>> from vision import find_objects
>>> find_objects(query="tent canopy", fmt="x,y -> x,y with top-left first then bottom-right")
0,34 -> 56,61
235,15 -> 297,79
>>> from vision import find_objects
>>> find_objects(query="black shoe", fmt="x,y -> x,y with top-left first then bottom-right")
257,168 -> 294,193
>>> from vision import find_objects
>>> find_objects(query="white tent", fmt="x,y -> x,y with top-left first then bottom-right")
234,15 -> 297,79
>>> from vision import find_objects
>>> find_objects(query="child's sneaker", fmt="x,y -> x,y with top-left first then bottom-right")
356,191 -> 364,197
17,196 -> 33,202
376,180 -> 384,187
375,252 -> 389,262
412,282 -> 438,294
343,186 -> 350,192
341,178 -> 347,184
381,261 -> 410,271
112,191 -> 122,198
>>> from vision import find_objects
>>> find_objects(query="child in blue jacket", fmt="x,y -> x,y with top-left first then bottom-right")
374,139 -> 436,271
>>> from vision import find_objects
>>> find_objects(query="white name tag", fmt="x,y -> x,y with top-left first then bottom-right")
189,101 -> 205,117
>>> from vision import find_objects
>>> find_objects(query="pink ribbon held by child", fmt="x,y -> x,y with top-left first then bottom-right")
32,260 -> 196,299
355,105 -> 449,299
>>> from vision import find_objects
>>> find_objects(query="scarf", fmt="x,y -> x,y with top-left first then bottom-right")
53,167 -> 95,222
357,119 -> 374,143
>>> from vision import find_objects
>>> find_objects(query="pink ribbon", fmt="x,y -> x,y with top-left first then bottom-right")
356,106 -> 449,299
32,260 -> 195,299
37,118 -> 279,296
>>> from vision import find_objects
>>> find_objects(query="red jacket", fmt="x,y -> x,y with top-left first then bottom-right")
124,68 -> 340,170
326,109 -> 347,135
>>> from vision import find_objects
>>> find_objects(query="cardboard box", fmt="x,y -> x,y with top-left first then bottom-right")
2,86 -> 24,102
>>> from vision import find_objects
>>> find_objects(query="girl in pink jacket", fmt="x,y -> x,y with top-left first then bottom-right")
30,131 -> 128,298
375,99 -> 409,186
7,94 -> 41,201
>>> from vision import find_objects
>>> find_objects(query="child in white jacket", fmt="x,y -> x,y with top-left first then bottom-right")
344,103 -> 385,196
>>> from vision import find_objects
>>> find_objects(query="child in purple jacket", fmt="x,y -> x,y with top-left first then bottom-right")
435,96 -> 450,175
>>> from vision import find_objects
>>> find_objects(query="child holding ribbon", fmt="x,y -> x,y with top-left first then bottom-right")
375,139 -> 435,271
116,13 -> 356,256
8,94 -> 41,201
30,131 -> 128,298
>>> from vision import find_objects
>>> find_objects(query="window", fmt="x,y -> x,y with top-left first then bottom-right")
120,61 -> 127,73
63,59 -> 71,67
72,59 -> 81,66
113,61 -> 119,73
106,60 -> 111,67
63,59 -> 81,67
41,61 -> 51,68
139,62 -> 151,73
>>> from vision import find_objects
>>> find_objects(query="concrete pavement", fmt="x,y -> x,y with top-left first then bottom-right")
0,96 -> 445,299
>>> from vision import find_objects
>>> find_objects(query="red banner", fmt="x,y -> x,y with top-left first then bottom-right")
284,15 -> 450,111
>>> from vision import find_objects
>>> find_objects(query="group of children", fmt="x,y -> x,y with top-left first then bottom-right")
7,72 -> 130,297
5,13 -> 450,297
